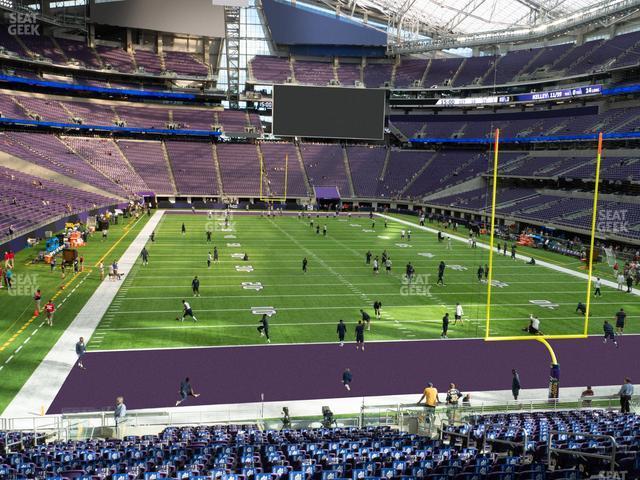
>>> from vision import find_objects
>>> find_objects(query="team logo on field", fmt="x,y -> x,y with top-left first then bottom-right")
362,229 -> 375,233
251,306 -> 276,316
418,252 -> 434,258
235,265 -> 254,272
220,228 -> 234,232
231,253 -> 246,259
227,243 -> 241,247
395,243 -> 411,248
449,265 -> 468,271
529,299 -> 559,310
350,224 -> 360,227
242,282 -> 263,291
224,234 -> 236,239
490,280 -> 509,288
377,235 -> 390,239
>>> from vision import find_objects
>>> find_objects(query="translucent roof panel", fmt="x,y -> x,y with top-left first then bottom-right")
348,0 -> 616,35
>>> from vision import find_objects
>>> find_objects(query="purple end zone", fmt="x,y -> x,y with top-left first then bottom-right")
48,337 -> 638,413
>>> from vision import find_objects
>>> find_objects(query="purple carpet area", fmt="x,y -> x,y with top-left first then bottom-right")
47,337 -> 638,414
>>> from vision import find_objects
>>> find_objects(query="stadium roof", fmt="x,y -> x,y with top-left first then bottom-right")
306,0 -> 640,46
360,0 -> 611,35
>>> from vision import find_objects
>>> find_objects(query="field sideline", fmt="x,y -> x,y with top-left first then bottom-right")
90,212 -> 639,351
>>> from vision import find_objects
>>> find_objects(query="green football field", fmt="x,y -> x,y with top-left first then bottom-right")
0,210 -> 637,413
90,212 -> 639,350
0,214 -> 151,413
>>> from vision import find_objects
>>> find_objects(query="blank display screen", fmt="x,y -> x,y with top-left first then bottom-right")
273,85 -> 386,140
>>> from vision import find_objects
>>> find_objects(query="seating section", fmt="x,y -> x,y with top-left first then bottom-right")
293,60 -> 335,86
165,141 -> 219,196
377,151 -> 429,199
3,419 -> 638,479
259,143 -> 309,197
443,410 -> 640,476
247,30 -> 640,89
300,144 -> 351,197
216,144 -> 261,196
0,166 -> 115,239
347,146 -> 386,198
117,141 -> 175,195
55,38 -> 103,69
133,49 -> 163,74
163,51 -> 209,77
62,137 -> 150,196
390,105 -> 640,140
337,62 -> 361,86
218,111 -> 249,133
0,132 -> 131,198
250,56 -> 292,84
0,29 -> 209,77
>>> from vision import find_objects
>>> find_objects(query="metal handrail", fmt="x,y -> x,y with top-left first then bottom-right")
547,430 -> 618,475
482,426 -> 529,455
439,419 -> 471,446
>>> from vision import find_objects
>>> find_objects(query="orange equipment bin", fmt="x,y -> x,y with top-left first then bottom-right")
68,231 -> 84,248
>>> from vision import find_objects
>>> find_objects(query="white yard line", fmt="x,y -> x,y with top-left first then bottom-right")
1,211 -> 164,418
377,213 -> 640,297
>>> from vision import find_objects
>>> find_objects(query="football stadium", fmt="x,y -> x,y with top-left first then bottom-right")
1,0 -> 640,477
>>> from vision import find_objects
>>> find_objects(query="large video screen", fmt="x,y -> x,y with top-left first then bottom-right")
273,85 -> 386,140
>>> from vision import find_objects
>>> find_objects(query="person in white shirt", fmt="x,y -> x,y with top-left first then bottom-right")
401,230 -> 405,240
617,273 -> 625,291
446,237 -> 452,250
522,314 -> 542,335
454,303 -> 464,324
594,277 -> 602,297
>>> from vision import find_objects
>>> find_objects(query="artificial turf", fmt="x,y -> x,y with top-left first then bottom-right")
0,214 -> 150,414
89,212 -> 639,351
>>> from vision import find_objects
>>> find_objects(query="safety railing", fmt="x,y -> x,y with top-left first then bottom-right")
0,395 -> 634,439
547,430 -> 618,475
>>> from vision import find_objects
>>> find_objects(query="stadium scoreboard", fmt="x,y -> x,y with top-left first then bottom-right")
273,85 -> 386,140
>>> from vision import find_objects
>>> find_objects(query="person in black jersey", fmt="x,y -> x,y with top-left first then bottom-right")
181,223 -> 186,236
355,320 -> 365,351
366,250 -> 372,264
206,230 -> 212,242
360,309 -> 371,331
477,265 -> 484,282
192,276 -> 200,297
213,246 -> 219,263
437,261 -> 446,286
441,313 -> 450,339
373,300 -> 382,321
257,314 -> 271,343
337,319 -> 347,347
302,257 -> 308,273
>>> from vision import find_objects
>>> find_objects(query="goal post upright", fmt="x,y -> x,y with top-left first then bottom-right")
481,132 -> 606,397
583,132 -> 604,336
484,128 -> 501,340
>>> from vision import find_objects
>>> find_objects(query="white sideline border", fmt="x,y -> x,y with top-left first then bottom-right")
1,211 -> 165,418
376,213 -> 639,298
